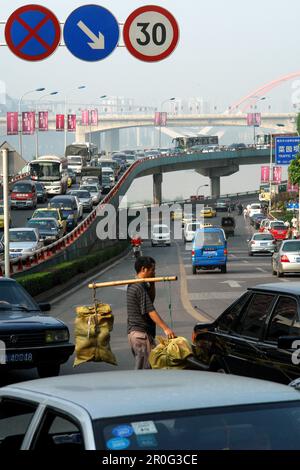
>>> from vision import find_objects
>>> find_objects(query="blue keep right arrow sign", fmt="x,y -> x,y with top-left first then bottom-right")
63,4 -> 119,61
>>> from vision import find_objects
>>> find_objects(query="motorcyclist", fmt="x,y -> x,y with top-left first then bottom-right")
131,234 -> 142,258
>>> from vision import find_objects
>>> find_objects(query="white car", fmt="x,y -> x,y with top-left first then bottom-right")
2,371 -> 300,450
151,224 -> 171,246
248,203 -> 262,218
4,228 -> 44,259
184,221 -> 202,242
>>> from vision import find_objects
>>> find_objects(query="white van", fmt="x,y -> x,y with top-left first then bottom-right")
67,156 -> 86,175
102,167 -> 115,183
184,221 -> 202,242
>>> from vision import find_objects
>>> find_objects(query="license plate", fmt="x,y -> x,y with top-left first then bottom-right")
204,251 -> 216,256
260,243 -> 268,246
6,352 -> 33,363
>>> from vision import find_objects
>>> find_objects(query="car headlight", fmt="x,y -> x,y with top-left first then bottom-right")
45,329 -> 69,343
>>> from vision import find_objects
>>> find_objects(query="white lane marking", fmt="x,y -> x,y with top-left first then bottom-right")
243,260 -> 250,264
220,280 -> 245,288
189,292 -> 244,300
256,267 -> 268,273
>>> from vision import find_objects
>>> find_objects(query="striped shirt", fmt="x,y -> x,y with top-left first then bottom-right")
127,283 -> 156,338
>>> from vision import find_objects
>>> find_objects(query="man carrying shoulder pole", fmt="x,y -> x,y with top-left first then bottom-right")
127,256 -> 176,370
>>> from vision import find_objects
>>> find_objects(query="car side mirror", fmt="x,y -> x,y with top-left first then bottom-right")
277,336 -> 300,350
38,303 -> 51,312
193,321 -> 215,338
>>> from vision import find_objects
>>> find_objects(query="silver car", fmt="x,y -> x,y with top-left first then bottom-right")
80,184 -> 101,205
3,228 -> 43,259
69,190 -> 93,213
272,239 -> 300,277
248,233 -> 276,256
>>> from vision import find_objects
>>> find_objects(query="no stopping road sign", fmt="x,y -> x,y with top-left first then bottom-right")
5,4 -> 61,61
123,5 -> 179,62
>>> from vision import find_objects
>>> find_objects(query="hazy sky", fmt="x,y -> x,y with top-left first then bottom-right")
0,0 -> 298,199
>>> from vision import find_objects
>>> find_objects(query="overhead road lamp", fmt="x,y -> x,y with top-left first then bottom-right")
159,97 -> 175,149
18,87 -> 45,157
35,91 -> 59,159
196,184 -> 209,198
64,85 -> 86,151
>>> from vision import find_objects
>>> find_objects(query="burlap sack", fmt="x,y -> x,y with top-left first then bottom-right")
74,303 -> 117,366
149,336 -> 193,369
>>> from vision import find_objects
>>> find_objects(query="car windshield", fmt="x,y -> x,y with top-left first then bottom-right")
253,234 -> 273,240
76,191 -> 90,198
9,231 -> 37,242
95,401 -> 300,450
251,205 -> 261,210
28,220 -> 56,230
153,226 -> 169,233
272,225 -> 286,230
282,241 -> 300,252
12,184 -> 32,192
51,201 -> 73,210
188,223 -> 201,232
33,211 -> 58,220
195,231 -> 224,246
0,281 -> 39,311
81,186 -> 97,192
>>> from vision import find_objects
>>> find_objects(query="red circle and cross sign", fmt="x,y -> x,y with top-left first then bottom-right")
5,4 -> 61,61
123,5 -> 179,62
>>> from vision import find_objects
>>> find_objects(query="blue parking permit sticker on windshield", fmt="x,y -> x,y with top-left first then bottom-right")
106,437 -> 130,450
136,434 -> 158,448
112,425 -> 134,438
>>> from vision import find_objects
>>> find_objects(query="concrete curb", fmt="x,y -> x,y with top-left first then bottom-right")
34,247 -> 130,303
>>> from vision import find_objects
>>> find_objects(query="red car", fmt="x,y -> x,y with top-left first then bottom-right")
10,180 -> 37,209
269,223 -> 288,240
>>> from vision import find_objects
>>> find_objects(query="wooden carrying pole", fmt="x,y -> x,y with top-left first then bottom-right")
89,276 -> 177,289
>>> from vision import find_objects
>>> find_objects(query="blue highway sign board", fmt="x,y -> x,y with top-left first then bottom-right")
5,5 -> 61,61
63,5 -> 119,62
275,136 -> 300,165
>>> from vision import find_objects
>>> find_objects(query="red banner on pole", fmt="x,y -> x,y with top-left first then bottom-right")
56,114 -> 65,131
67,114 -> 76,132
154,111 -> 168,126
260,166 -> 270,183
90,109 -> 98,126
247,112 -> 261,127
22,111 -> 35,135
38,111 -> 48,131
272,166 -> 282,184
81,110 -> 90,126
6,112 -> 18,135
154,112 -> 161,125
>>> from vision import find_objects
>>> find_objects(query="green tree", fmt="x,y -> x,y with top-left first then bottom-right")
288,113 -> 300,185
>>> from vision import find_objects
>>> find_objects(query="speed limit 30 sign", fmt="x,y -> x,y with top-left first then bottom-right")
123,5 -> 179,62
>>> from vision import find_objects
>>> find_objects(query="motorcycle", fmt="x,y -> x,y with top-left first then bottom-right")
133,245 -> 142,259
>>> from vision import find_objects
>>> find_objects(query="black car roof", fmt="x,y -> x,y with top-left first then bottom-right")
249,283 -> 300,296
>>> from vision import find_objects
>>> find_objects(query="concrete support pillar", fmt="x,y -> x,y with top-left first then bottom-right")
210,176 -> 220,199
153,173 -> 163,205
75,126 -> 86,143
105,129 -> 120,153
136,127 -> 140,148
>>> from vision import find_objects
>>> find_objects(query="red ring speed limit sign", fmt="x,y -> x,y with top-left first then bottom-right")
123,5 -> 179,62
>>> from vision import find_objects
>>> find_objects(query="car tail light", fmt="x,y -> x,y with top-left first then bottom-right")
224,248 -> 228,255
191,250 -> 195,256
191,331 -> 197,343
273,240 -> 277,244
281,255 -> 290,263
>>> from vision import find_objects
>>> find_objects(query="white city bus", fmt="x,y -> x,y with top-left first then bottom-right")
29,155 -> 68,195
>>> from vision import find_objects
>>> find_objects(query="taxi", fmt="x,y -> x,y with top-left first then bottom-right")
31,208 -> 67,235
0,205 -> 12,229
200,206 -> 216,218
67,176 -> 72,188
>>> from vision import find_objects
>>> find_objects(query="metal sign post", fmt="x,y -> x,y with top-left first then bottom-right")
2,149 -> 10,277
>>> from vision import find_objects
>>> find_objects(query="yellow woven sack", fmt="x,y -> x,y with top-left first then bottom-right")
74,303 -> 117,366
149,336 -> 193,369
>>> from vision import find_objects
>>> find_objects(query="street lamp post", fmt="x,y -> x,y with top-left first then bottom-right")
252,96 -> 266,145
18,87 -> 45,157
64,85 -> 86,153
35,91 -> 58,159
159,97 -> 175,149
196,184 -> 209,197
